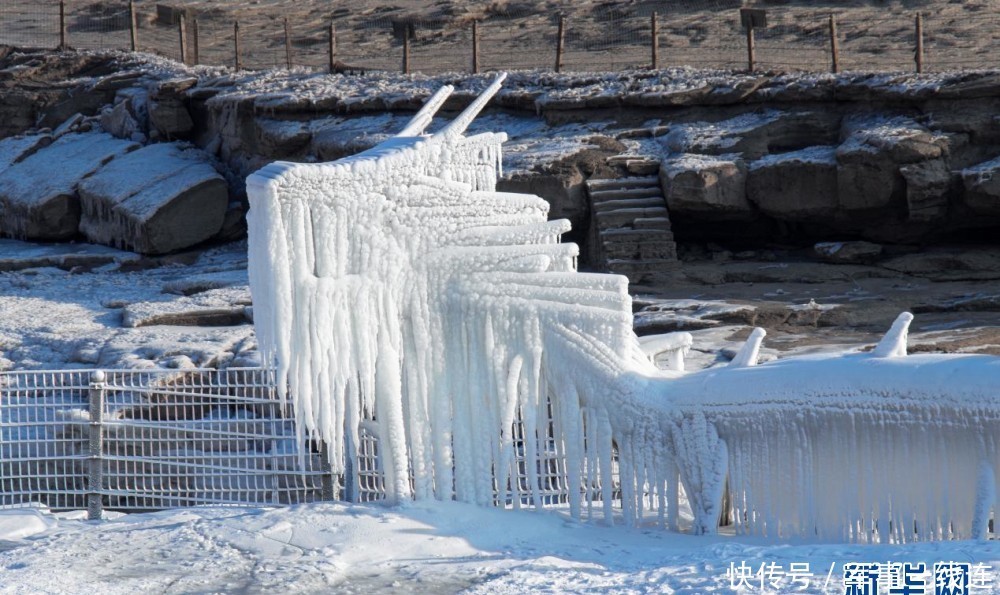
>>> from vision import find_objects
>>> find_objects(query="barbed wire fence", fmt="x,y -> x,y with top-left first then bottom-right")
0,1 -> 999,74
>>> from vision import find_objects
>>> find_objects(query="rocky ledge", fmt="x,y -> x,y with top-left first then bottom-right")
4,49 -> 1000,256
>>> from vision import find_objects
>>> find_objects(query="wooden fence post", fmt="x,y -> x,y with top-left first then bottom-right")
828,14 -> 839,74
555,15 -> 565,72
402,28 -> 410,74
178,18 -> 187,65
915,13 -> 924,73
192,18 -> 199,65
234,21 -> 242,71
128,0 -> 138,52
472,20 -> 479,74
284,18 -> 292,69
745,21 -> 755,72
59,0 -> 67,50
328,23 -> 336,73
651,12 -> 659,70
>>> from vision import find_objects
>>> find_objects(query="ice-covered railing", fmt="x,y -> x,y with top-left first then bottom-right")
246,75 -> 1000,543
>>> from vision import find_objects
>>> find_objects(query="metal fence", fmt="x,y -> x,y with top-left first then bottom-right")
1,368 -> 336,517
0,367 -> 612,518
0,1 -> 999,74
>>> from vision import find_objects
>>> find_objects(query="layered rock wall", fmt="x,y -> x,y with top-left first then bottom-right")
5,49 -> 1000,254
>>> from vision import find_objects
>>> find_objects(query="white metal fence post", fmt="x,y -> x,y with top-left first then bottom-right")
87,370 -> 106,521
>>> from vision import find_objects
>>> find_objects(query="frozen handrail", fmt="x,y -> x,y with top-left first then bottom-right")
396,84 -> 454,138
247,77 -> 1000,542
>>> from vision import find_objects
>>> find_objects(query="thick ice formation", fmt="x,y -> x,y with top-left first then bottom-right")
247,76 -> 1000,542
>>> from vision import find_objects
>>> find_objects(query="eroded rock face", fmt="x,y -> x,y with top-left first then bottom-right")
78,143 -> 229,254
836,119 -> 948,212
747,147 -> 839,220
900,158 -> 952,222
661,110 -> 840,160
498,170 -> 586,232
148,77 -> 197,140
660,154 -> 751,219
100,90 -> 149,143
0,132 -> 138,241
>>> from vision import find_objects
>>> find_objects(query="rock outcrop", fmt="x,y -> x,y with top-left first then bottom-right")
747,147 -> 839,220
78,143 -> 228,254
4,50 -> 1000,252
0,132 -> 138,240
660,154 -> 751,220
147,77 -> 196,140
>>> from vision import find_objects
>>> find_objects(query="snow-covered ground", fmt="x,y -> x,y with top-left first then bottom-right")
1,502 -> 998,594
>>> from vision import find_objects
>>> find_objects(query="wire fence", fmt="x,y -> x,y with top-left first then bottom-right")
1,1 -> 999,74
0,367 -> 621,518
1,368 -> 336,515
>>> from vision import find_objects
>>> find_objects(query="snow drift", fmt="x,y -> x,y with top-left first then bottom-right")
246,75 -> 1000,542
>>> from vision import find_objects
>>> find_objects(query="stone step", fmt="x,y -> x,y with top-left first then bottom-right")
585,176 -> 660,191
606,155 -> 661,176
600,227 -> 674,240
589,187 -> 663,202
616,126 -> 671,140
607,259 -> 682,280
625,160 -> 661,176
608,258 -> 680,271
596,207 -> 670,230
593,197 -> 666,213
607,154 -> 659,165
603,240 -> 677,261
633,217 -> 672,231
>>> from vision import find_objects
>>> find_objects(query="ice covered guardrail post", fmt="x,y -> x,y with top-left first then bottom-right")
246,75 -> 1000,542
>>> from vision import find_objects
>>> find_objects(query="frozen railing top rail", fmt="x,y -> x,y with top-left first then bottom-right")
246,75 -> 1000,543
247,74 -> 508,198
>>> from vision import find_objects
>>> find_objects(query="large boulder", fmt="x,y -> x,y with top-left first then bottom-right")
746,146 -> 838,220
0,132 -> 138,240
78,143 -> 228,254
660,154 -> 751,219
0,134 -> 51,170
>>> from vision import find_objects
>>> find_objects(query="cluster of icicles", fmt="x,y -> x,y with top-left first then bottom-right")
247,74 -> 1000,542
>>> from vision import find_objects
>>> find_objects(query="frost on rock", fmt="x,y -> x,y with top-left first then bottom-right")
77,143 -> 229,255
0,132 -> 139,241
247,75 -> 1000,542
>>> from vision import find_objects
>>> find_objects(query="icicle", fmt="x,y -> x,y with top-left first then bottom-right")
246,77 -> 1000,546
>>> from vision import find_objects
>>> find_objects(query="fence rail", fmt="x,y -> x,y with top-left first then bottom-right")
1,1 -> 999,74
1,368 -> 337,517
1,367 -> 614,519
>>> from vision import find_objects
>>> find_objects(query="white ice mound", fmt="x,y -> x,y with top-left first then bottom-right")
247,75 -> 1000,542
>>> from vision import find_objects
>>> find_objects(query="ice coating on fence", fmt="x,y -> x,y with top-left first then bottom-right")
247,76 -> 1000,542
